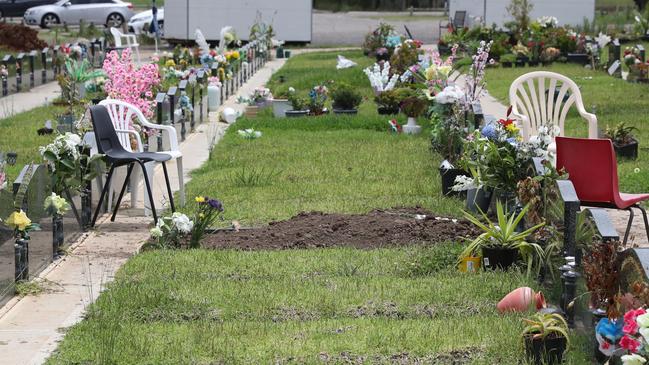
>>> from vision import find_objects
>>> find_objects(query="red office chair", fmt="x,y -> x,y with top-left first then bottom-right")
556,136 -> 649,245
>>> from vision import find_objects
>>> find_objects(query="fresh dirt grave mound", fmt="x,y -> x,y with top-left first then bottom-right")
202,208 -> 480,250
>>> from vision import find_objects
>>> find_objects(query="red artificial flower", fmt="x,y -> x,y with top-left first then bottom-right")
498,118 -> 514,127
624,308 -> 647,335
602,341 -> 611,350
620,335 -> 641,352
413,40 -> 423,48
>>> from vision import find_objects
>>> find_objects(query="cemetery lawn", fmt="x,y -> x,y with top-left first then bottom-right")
486,63 -> 649,194
47,246 -> 593,364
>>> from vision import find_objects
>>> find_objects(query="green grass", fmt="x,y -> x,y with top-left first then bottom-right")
0,105 -> 65,183
485,63 -> 649,193
46,246 -> 593,364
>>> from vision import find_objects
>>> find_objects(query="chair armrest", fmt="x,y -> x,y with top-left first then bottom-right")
137,121 -> 178,151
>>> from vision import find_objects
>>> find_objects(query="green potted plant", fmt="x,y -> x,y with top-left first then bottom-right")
458,201 -> 545,275
604,122 -> 639,160
374,89 -> 400,115
331,82 -> 362,115
285,87 -> 308,117
397,88 -> 427,134
501,53 -> 516,68
522,312 -> 570,365
512,43 -> 530,67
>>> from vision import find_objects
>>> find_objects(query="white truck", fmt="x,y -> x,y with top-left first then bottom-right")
164,0 -> 312,43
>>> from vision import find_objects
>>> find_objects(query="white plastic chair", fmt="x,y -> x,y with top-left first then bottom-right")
99,99 -> 185,212
110,27 -> 141,64
509,71 -> 598,141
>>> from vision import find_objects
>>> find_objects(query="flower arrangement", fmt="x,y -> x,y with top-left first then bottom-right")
238,129 -> 262,139
540,47 -> 561,63
363,62 -> 400,95
390,39 -> 423,74
287,87 -> 308,111
44,193 -> 70,217
190,196 -> 224,248
150,212 -> 194,248
463,40 -> 494,109
102,48 -> 161,120
536,16 -> 558,28
388,119 -> 402,133
406,45 -> 458,96
208,76 -> 222,87
6,210 -> 39,239
309,84 -> 329,115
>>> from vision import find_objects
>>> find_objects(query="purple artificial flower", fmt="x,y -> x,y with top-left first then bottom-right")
207,198 -> 224,212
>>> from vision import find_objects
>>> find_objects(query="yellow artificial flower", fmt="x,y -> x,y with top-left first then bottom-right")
6,210 -> 31,231
425,65 -> 438,81
438,65 -> 453,77
165,59 -> 176,68
195,196 -> 206,203
505,124 -> 519,133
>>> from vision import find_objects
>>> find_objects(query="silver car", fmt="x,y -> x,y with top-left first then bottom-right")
24,0 -> 133,28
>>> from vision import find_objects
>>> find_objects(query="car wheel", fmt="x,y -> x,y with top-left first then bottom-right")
106,13 -> 124,28
41,13 -> 59,28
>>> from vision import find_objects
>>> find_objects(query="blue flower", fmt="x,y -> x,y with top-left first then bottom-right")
506,137 -> 518,146
481,124 -> 498,140
385,35 -> 402,48
596,318 -> 624,342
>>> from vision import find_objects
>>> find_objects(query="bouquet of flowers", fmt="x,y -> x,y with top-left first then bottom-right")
309,84 -> 329,115
614,308 -> 649,364
6,210 -> 40,239
238,128 -> 262,139
190,196 -> 224,248
150,212 -> 194,248
44,193 -> 70,217
363,62 -> 400,95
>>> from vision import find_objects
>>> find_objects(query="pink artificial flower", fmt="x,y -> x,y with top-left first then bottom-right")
624,308 -> 647,335
620,335 -> 642,352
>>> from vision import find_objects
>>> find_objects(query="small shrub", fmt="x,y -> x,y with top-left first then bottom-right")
231,166 -> 280,187
374,89 -> 400,110
331,82 -> 362,110
0,23 -> 46,51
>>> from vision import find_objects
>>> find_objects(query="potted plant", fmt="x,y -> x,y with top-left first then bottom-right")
374,90 -> 400,115
308,84 -> 329,116
44,192 -> 70,255
285,87 -> 308,117
501,53 -> 516,68
513,43 -> 530,67
397,88 -> 426,134
272,91 -> 292,118
458,202 -> 545,275
331,82 -> 362,115
522,312 -> 569,365
540,47 -> 560,66
604,122 -> 639,160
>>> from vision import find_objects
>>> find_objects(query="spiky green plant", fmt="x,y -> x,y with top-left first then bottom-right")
522,312 -> 570,344
458,201 -> 545,277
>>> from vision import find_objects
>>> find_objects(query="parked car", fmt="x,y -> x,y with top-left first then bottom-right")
23,0 -> 133,28
0,0 -> 57,18
127,7 -> 163,36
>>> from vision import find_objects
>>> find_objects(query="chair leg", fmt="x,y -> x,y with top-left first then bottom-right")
91,165 -> 115,227
637,204 -> 649,244
162,162 -> 175,212
111,163 -> 135,222
623,207 -> 636,246
139,161 -> 158,225
176,156 -> 185,207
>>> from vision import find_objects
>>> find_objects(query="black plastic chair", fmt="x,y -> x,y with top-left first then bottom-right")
89,105 -> 175,226
438,10 -> 466,38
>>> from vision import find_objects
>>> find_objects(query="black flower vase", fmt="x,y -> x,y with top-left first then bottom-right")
53,214 -> 64,256
14,238 -> 28,281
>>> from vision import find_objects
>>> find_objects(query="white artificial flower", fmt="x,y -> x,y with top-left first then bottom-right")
434,85 -> 465,104
596,32 -> 612,49
150,226 -> 163,238
363,62 -> 400,94
288,87 -> 295,93
621,354 -> 646,365
451,175 -> 476,192
171,212 -> 194,234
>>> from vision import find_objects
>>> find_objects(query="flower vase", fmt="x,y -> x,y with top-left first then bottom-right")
402,117 -> 421,135
497,287 -> 546,313
53,214 -> 64,255
14,238 -> 28,281
208,85 -> 221,111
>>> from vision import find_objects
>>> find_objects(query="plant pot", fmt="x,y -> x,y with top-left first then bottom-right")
515,57 -> 528,67
458,256 -> 481,273
272,99 -> 292,118
492,190 -> 518,214
245,105 -> 259,118
497,287 -> 546,313
377,106 -> 399,115
502,61 -> 513,68
524,335 -> 567,365
275,47 -> 284,59
376,53 -> 390,62
285,110 -> 308,118
482,247 -> 518,271
567,53 -> 589,65
614,139 -> 638,160
466,187 -> 492,213
284,50 -> 291,58
402,116 -> 421,134
528,60 -> 540,67
439,167 -> 469,197
333,109 -> 358,115
53,214 -> 64,255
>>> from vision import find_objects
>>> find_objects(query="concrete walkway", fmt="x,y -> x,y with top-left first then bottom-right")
0,81 -> 60,119
0,56 -> 287,365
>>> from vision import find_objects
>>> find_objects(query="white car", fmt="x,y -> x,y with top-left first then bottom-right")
127,7 -> 163,36
24,0 -> 134,28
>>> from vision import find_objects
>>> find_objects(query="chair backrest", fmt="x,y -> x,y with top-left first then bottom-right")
99,99 -> 148,152
110,27 -> 123,47
89,105 -> 129,160
555,136 -> 620,205
453,11 -> 466,28
509,71 -> 598,141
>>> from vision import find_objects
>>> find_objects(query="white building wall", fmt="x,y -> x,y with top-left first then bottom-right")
449,0 -> 595,28
165,0 -> 312,42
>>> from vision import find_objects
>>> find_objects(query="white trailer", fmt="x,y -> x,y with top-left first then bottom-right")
449,0 -> 595,28
164,0 -> 312,43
